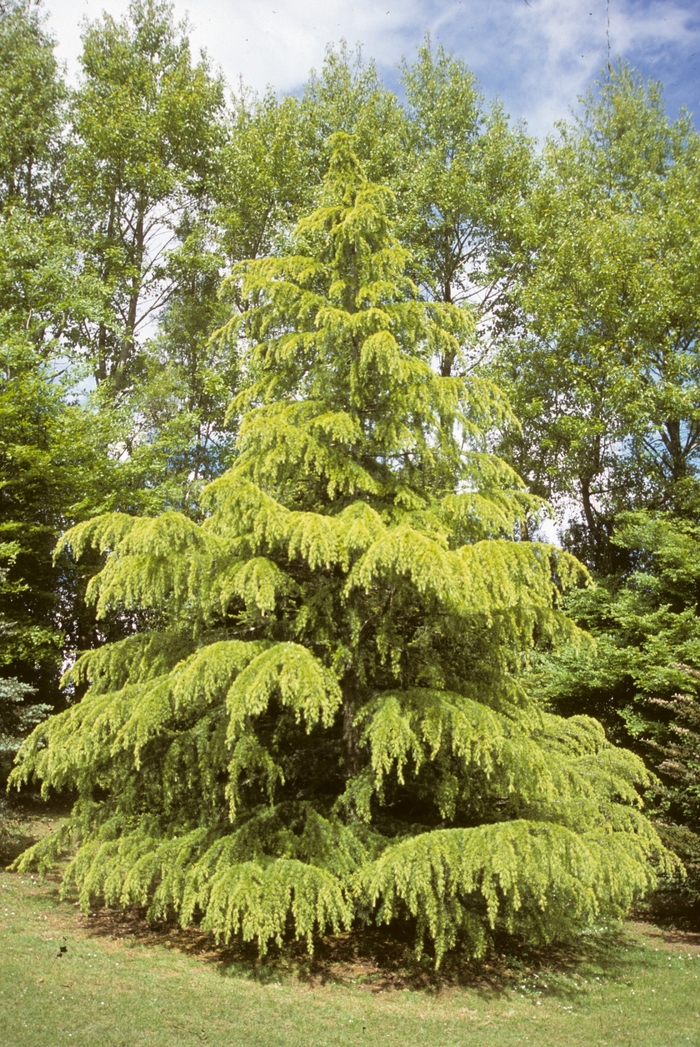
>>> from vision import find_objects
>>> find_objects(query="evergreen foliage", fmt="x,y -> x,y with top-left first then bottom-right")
12,139 -> 669,960
540,510 -> 700,908
0,541 -> 49,773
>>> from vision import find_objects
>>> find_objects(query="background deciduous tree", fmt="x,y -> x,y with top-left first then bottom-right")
68,0 -> 225,391
0,0 -> 65,211
496,65 -> 700,571
399,41 -> 535,375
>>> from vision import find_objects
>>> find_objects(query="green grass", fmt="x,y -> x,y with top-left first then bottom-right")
2,866 -> 700,1047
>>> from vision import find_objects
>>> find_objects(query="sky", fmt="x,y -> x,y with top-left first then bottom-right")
42,0 -> 700,141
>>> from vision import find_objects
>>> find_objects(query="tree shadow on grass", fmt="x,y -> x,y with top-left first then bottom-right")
6,803 -> 659,1000
74,902 -> 646,1000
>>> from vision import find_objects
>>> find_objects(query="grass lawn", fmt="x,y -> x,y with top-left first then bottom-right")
1,815 -> 700,1047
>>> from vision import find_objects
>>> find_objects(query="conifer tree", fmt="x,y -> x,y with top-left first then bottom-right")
12,137 -> 671,963
540,510 -> 700,909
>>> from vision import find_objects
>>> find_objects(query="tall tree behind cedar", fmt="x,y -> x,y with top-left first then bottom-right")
0,1 -> 84,710
112,221 -> 239,516
494,64 -> 700,572
217,90 -> 316,266
0,2 -> 188,719
113,72 -> 324,515
13,139 -> 670,963
68,0 -> 225,392
0,0 -> 65,212
399,40 -> 536,377
301,42 -> 407,186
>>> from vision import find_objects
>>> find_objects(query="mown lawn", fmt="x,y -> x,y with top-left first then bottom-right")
2,860 -> 700,1047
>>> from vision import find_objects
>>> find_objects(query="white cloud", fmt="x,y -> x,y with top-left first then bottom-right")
182,0 -> 425,92
412,0 -> 700,139
42,0 -> 699,139
46,0 -> 424,90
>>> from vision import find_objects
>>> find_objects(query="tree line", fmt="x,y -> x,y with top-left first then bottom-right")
3,0 -> 700,952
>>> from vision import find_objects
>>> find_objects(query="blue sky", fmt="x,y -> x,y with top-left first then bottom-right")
46,0 -> 699,139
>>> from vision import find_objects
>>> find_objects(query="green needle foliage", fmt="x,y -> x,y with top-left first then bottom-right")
540,509 -> 700,909
11,137 -> 671,964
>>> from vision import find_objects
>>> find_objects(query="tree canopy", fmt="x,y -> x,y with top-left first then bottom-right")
496,66 -> 700,570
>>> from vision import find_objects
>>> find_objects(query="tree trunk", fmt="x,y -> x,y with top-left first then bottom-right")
114,198 -> 146,390
95,190 -> 117,385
